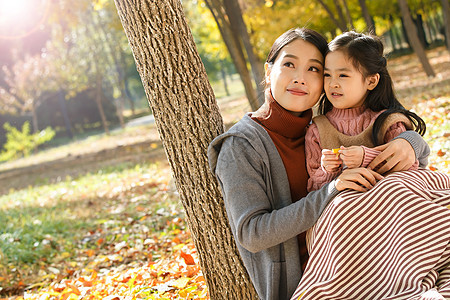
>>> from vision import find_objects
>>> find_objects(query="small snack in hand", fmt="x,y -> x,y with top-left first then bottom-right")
332,148 -> 340,155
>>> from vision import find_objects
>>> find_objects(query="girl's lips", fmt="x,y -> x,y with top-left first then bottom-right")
330,92 -> 342,98
287,89 -> 307,96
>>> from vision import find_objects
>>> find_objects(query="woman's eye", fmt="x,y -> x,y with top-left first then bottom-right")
324,73 -> 330,77
339,74 -> 348,77
284,62 -> 294,68
309,66 -> 319,72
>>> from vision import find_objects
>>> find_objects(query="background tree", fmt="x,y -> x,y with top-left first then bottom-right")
0,55 -> 48,133
114,0 -> 258,298
316,0 -> 349,32
398,0 -> 436,77
202,0 -> 261,110
442,0 -> 450,50
182,1 -> 235,97
358,0 -> 375,32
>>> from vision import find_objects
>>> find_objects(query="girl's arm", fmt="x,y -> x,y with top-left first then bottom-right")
306,123 -> 341,192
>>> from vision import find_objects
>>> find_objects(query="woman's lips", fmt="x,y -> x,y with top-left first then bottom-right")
287,89 -> 307,96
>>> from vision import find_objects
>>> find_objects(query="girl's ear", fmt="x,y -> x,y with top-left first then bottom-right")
264,62 -> 271,84
367,73 -> 380,90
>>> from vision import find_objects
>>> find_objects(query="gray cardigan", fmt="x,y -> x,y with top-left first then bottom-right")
208,114 -> 430,300
208,114 -> 340,300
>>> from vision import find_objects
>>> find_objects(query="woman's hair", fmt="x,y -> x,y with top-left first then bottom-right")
318,31 -> 426,145
266,28 -> 328,66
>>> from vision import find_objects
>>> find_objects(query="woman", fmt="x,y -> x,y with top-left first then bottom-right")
207,28 -> 429,300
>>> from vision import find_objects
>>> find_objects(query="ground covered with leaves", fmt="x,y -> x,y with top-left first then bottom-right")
0,162 -> 208,299
0,47 -> 449,300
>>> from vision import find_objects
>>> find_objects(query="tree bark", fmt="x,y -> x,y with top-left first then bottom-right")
113,0 -> 258,299
398,0 -> 435,77
442,0 -> 450,50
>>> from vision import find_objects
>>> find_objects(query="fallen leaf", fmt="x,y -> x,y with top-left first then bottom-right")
171,277 -> 190,289
180,251 -> 196,265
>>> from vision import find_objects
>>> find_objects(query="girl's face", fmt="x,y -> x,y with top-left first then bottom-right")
324,50 -> 379,109
265,39 -> 324,116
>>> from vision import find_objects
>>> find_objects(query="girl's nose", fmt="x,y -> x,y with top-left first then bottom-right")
330,79 -> 339,88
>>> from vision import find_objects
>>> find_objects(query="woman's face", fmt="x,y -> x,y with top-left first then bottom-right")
266,39 -> 324,116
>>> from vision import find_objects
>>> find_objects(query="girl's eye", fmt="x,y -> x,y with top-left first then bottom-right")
283,62 -> 294,68
309,66 -> 320,72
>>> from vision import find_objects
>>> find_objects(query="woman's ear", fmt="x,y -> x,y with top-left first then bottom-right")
264,62 -> 271,84
367,73 -> 380,90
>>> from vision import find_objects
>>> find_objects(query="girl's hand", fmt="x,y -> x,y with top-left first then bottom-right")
321,149 -> 342,172
368,139 -> 415,174
339,146 -> 364,168
335,168 -> 384,192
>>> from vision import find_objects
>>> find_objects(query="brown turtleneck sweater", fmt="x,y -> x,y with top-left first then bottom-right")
251,91 -> 312,271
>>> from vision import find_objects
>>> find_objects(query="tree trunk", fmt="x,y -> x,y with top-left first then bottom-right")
413,14 -> 429,48
442,0 -> 450,50
31,101 -> 39,133
333,0 -> 349,30
113,0 -> 258,299
220,60 -> 230,97
95,73 -> 110,135
223,0 -> 264,104
204,0 -> 259,111
358,0 -> 375,32
92,11 -> 126,128
316,0 -> 347,32
58,90 -> 73,139
341,0 -> 354,29
398,0 -> 435,77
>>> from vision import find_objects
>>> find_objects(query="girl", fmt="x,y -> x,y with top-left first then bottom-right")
306,31 -> 428,192
208,28 -> 429,300
291,31 -> 450,300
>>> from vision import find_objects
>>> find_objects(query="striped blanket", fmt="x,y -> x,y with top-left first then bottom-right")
291,169 -> 450,300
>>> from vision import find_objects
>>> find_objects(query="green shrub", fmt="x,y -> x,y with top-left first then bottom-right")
0,122 -> 56,162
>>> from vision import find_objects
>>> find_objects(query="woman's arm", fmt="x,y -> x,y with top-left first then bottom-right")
214,136 -> 382,253
215,136 -> 340,253
368,130 -> 430,174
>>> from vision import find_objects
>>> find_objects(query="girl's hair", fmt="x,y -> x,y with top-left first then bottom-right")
318,31 -> 426,145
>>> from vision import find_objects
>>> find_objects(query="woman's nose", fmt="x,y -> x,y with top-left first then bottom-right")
293,76 -> 306,85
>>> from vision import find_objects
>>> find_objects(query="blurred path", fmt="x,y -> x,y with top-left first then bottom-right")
126,114 -> 155,127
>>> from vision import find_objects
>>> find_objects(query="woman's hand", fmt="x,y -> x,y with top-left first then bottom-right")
335,168 -> 384,192
368,139 -> 415,174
